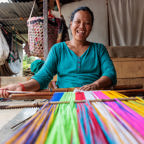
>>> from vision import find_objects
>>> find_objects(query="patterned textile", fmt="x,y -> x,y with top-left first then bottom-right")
26,16 -> 69,57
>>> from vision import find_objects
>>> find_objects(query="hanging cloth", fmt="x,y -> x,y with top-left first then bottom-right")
0,28 -> 9,65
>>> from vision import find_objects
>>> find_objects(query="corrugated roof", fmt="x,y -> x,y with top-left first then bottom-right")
11,0 -> 32,2
0,1 -> 40,43
0,0 -> 79,43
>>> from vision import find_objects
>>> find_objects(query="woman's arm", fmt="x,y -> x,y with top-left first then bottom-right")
18,79 -> 40,91
0,79 -> 40,99
80,44 -> 117,91
0,44 -> 60,98
31,44 -> 58,89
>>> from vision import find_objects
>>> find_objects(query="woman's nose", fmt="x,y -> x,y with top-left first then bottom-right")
79,22 -> 85,28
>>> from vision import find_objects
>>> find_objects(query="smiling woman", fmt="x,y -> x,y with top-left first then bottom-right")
70,10 -> 92,42
0,6 -> 117,98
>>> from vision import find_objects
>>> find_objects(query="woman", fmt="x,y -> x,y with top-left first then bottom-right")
0,6 -> 116,98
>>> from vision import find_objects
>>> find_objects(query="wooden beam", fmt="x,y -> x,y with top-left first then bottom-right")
0,17 -> 27,21
0,97 -> 141,109
43,0 -> 48,60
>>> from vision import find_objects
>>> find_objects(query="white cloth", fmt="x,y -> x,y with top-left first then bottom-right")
0,29 -> 9,65
108,0 -> 144,46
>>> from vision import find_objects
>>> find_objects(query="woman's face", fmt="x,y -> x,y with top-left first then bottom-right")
70,10 -> 92,42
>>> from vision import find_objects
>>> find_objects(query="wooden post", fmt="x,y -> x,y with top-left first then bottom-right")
43,0 -> 48,60
106,0 -> 110,46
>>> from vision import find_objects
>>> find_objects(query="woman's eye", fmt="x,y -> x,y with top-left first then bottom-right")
73,21 -> 91,26
85,22 -> 91,25
74,21 -> 80,24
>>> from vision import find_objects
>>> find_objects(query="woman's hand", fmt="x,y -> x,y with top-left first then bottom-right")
79,76 -> 113,91
79,82 -> 99,91
0,84 -> 22,99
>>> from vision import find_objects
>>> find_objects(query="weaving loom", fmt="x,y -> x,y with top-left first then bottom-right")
2,89 -> 144,144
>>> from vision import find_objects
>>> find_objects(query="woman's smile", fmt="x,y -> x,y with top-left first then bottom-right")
70,10 -> 92,41
76,30 -> 85,38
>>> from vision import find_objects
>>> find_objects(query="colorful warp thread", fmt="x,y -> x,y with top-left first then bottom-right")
5,91 -> 144,144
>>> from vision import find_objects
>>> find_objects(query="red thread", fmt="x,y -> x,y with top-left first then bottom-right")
18,83 -> 25,91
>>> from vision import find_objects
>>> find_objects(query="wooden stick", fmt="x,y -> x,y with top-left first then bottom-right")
1,97 -> 143,109
0,103 -> 44,109
9,89 -> 144,100
8,91 -> 34,94
0,17 -> 28,21
7,87 -> 75,95
40,88 -> 75,92
7,88 -> 144,100
117,89 -> 144,96
48,97 -> 141,104
8,88 -> 75,100
112,84 -> 143,90
10,92 -> 54,100
11,116 -> 32,129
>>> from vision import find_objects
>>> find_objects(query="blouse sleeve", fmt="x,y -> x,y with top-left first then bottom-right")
98,44 -> 117,85
31,44 -> 58,89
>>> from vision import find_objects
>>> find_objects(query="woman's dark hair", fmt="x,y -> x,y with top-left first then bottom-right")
70,6 -> 94,25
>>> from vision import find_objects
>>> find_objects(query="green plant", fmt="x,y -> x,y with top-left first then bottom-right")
23,55 -> 37,71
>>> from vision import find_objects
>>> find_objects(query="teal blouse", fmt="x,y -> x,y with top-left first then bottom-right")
32,42 -> 117,89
